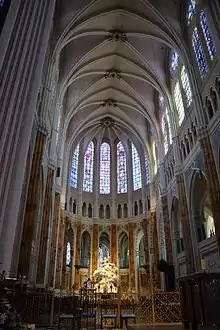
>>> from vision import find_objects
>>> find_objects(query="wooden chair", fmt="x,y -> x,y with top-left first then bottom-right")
100,293 -> 117,329
80,288 -> 97,329
57,294 -> 81,330
120,298 -> 136,328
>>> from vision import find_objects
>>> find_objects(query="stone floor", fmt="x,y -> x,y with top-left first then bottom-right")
128,323 -> 183,330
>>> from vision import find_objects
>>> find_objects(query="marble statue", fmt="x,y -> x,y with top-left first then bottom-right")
93,258 -> 119,293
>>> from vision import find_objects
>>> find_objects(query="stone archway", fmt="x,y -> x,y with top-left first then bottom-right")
118,231 -> 129,269
189,171 -> 214,242
171,197 -> 184,256
80,231 -> 91,268
99,232 -> 110,268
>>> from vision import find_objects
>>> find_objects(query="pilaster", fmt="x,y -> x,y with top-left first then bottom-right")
199,128 -> 220,253
161,195 -> 173,265
111,224 -> 117,265
37,166 -> 54,284
128,223 -> 135,290
18,131 -> 46,278
74,221 -> 82,289
91,224 -> 99,275
176,173 -> 195,273
48,193 -> 60,287
62,217 -> 69,288
0,0 -> 56,275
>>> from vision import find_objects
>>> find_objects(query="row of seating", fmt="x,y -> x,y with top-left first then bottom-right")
58,288 -> 136,329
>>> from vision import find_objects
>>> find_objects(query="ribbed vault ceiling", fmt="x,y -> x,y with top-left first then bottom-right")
54,0 -> 186,157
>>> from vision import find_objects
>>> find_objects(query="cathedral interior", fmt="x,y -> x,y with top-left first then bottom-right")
1,0 -> 220,329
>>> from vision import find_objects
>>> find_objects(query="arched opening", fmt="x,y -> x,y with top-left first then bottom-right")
171,197 -> 184,254
82,202 -> 87,217
138,236 -> 146,267
88,203 -> 92,218
118,204 -> 122,219
139,200 -> 143,215
80,231 -> 91,268
73,200 -> 76,214
69,197 -> 72,212
123,203 -> 128,218
190,171 -> 214,241
99,232 -> 110,268
99,204 -> 104,219
134,201 -> 138,216
119,232 -> 129,268
106,205 -> 110,219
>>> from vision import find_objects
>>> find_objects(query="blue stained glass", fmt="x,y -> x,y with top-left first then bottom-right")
99,142 -> 111,194
0,1 -> 5,7
83,141 -> 94,192
117,142 -> 127,194
66,242 -> 71,266
170,51 -> 179,73
70,144 -> 79,188
145,154 -> 150,184
200,11 -> 216,61
192,27 -> 208,77
187,0 -> 196,25
131,143 -> 142,190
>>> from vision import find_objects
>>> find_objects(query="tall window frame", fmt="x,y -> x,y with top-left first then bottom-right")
99,142 -> 111,194
70,143 -> 80,188
116,141 -> 128,194
83,141 -> 94,192
181,66 -> 192,107
187,0 -> 196,26
131,143 -> 142,191
145,153 -> 150,184
200,10 -> 216,61
192,27 -> 208,77
174,81 -> 185,126
162,112 -> 169,154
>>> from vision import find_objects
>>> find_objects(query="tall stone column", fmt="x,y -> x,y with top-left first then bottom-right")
48,193 -> 60,287
176,173 -> 195,273
199,129 -> 220,252
142,218 -> 149,264
161,195 -> 173,265
111,224 -> 117,265
18,131 -> 45,277
55,209 -> 65,289
91,224 -> 99,275
62,217 -> 69,288
74,221 -> 82,289
128,223 -> 135,291
0,0 -> 56,275
37,167 -> 54,284
150,211 -> 160,287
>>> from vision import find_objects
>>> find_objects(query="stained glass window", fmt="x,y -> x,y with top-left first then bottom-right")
170,51 -> 179,73
66,242 -> 71,266
192,27 -> 208,77
174,81 -> 185,126
159,95 -> 164,107
166,107 -> 173,145
70,144 -> 79,188
83,141 -> 94,192
181,66 -> 192,107
117,142 -> 127,194
0,0 -> 5,7
200,10 -> 216,61
162,113 -> 168,154
99,142 -> 111,194
131,143 -> 142,190
187,0 -> 196,25
145,154 -> 150,184
153,141 -> 158,175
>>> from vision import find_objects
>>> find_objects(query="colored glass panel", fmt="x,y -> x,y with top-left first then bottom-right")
181,66 -> 192,107
70,144 -> 79,188
99,142 -> 111,194
117,142 -> 127,194
83,141 -> 94,192
174,81 -> 185,126
132,143 -> 142,190
192,27 -> 208,77
200,10 -> 216,60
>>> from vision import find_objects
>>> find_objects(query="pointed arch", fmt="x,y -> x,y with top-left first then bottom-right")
117,141 -> 127,194
70,143 -> 79,188
99,142 -> 111,194
83,141 -> 94,192
132,143 -> 142,190
192,27 -> 208,77
200,10 -> 216,60
181,66 -> 192,107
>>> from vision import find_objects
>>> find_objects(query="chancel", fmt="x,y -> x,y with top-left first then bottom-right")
1,0 -> 220,329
